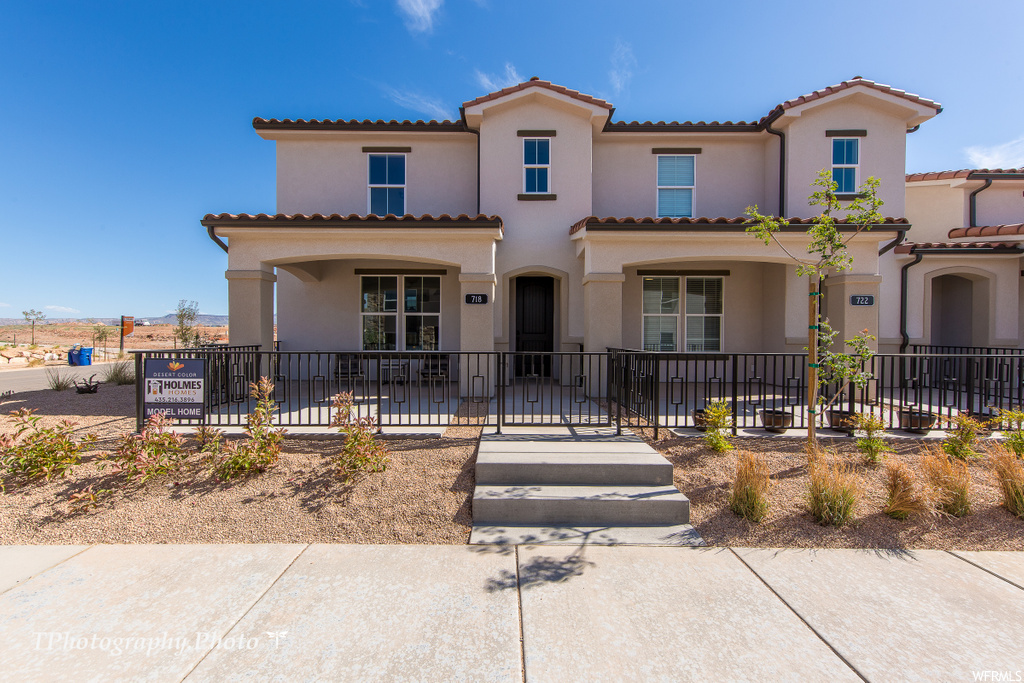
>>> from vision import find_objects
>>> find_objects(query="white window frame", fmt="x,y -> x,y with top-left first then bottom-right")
656,154 -> 696,218
360,274 -> 441,351
831,138 -> 859,195
522,138 -> 551,194
367,153 -> 406,215
641,275 -> 723,352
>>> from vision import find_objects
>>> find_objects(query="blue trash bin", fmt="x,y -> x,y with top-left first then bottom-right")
68,346 -> 81,366
78,347 -> 93,366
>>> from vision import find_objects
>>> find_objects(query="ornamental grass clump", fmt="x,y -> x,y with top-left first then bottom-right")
703,400 -> 734,454
806,447 -> 860,526
989,444 -> 1024,519
109,413 -> 188,483
942,413 -> 983,460
848,412 -> 889,464
994,408 -> 1024,458
728,450 -> 771,522
207,378 -> 285,481
0,409 -> 95,492
920,445 -> 972,517
331,391 -> 388,484
882,460 -> 927,520
101,360 -> 135,386
45,367 -> 75,392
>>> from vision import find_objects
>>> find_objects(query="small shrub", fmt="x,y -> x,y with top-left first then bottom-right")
68,485 -> 113,511
108,413 -> 188,483
207,378 -> 285,481
807,448 -> 860,526
0,409 -> 95,492
45,367 -> 76,392
331,392 -> 388,483
989,444 -> 1024,519
28,358 -> 44,368
942,413 -> 983,460
882,460 -> 927,520
729,450 -> 771,522
920,445 -> 972,517
195,425 -> 225,451
702,400 -> 734,453
994,409 -> 1024,458
101,360 -> 135,385
847,412 -> 889,463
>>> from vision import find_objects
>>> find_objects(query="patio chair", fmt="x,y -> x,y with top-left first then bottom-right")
418,355 -> 449,385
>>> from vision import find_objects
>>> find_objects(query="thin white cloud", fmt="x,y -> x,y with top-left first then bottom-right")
965,136 -> 1024,169
381,85 -> 455,121
0,302 -> 9,307
608,40 -> 637,98
474,63 -> 523,92
396,0 -> 443,33
45,305 -> 80,314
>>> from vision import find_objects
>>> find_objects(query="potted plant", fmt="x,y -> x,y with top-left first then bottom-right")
759,408 -> 793,433
692,407 -> 708,432
898,408 -> 937,434
826,407 -> 856,435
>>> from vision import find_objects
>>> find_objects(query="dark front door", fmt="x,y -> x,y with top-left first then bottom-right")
515,276 -> 554,377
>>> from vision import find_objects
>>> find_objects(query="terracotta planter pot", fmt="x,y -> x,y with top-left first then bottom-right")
760,409 -> 793,434
899,409 -> 937,434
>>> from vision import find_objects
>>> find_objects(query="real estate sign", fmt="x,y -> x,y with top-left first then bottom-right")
143,358 -> 205,420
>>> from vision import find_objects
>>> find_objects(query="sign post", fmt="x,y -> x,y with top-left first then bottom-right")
120,316 -> 134,354
143,358 -> 205,421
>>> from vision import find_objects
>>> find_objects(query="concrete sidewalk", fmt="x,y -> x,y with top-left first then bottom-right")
1,545 -> 1022,681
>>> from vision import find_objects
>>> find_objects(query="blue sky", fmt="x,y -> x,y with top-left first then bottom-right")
2,0 -> 1022,319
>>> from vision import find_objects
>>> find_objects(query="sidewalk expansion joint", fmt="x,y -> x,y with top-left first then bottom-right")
945,550 -> 1024,592
729,548 -> 868,683
515,544 -> 526,683
0,545 -> 95,597
180,544 -> 311,681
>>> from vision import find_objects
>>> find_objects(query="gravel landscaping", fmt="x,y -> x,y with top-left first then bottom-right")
644,430 -> 1024,551
0,386 -> 476,544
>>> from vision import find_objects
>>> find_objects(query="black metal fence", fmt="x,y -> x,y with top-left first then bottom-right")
133,347 -> 1024,435
910,345 -> 1024,356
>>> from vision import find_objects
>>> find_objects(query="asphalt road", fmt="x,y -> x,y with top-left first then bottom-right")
0,364 -> 114,394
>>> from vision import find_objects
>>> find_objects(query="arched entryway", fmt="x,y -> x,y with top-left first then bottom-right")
930,273 -> 990,347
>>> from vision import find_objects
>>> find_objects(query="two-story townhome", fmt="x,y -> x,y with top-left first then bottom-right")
202,77 -> 943,357
892,168 -> 1024,352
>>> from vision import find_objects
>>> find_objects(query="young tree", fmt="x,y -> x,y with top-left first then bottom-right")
174,300 -> 201,348
22,309 -> 45,345
745,169 -> 882,447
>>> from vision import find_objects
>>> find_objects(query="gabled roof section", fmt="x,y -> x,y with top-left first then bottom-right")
462,78 -> 613,111
570,215 -> 909,235
780,77 -> 942,113
906,168 -> 1024,182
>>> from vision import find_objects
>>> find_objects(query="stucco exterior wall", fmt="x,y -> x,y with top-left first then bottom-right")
591,136 -> 766,219
276,134 -> 477,216
905,184 -> 968,241
783,96 -> 908,218
277,259 -> 462,351
975,183 -> 1024,227
477,96 -> 593,347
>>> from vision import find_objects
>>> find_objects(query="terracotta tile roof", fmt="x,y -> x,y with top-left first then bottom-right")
949,224 -> 1024,239
202,212 -> 502,231
570,215 -> 909,235
894,241 -> 1022,254
252,118 -> 466,131
780,77 -> 941,113
462,78 -> 613,110
604,120 -> 761,132
906,168 -> 1024,182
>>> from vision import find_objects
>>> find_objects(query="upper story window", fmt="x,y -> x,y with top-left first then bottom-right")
831,138 -> 859,194
657,155 -> 695,218
523,138 -> 550,193
368,154 -> 405,215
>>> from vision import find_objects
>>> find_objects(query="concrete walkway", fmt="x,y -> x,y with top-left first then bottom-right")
1,545 -> 1023,681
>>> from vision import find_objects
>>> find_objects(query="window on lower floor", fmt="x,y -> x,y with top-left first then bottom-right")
361,275 -> 440,350
642,276 -> 722,352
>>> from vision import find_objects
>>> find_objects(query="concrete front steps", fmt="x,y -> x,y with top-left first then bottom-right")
469,428 -> 703,546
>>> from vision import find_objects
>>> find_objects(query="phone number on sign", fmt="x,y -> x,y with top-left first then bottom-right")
147,397 -> 203,404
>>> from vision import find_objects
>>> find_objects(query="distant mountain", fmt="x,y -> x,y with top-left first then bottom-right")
0,315 -> 230,326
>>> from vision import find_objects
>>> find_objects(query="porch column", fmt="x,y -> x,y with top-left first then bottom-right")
459,273 -> 496,352
582,272 -> 625,352
226,267 -> 276,351
822,273 -> 882,351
